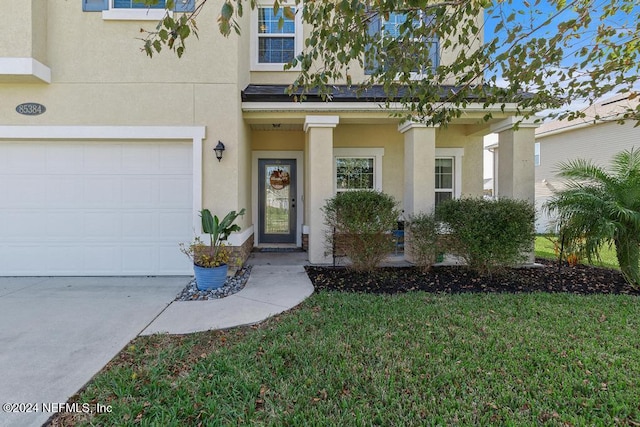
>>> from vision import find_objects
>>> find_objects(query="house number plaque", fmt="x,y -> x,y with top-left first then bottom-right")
16,103 -> 46,116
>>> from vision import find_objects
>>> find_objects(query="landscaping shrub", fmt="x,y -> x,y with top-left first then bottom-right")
407,212 -> 440,271
435,197 -> 535,275
323,190 -> 400,271
545,149 -> 640,288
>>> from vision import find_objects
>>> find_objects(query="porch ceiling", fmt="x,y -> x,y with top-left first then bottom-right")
243,108 -> 514,135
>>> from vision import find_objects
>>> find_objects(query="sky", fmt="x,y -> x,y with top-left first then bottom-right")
483,0 -> 640,114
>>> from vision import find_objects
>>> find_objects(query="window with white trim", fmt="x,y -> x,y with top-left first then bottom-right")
334,148 -> 384,193
82,0 -> 194,19
435,157 -> 454,206
365,11 -> 439,76
336,158 -> 375,192
251,4 -> 303,71
434,148 -> 463,207
113,0 -> 164,8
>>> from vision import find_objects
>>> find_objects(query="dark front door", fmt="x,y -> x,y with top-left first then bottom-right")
258,159 -> 297,244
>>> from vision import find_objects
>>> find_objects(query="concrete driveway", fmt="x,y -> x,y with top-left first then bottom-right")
0,276 -> 188,427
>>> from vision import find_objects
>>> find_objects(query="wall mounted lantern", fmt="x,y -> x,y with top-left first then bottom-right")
214,141 -> 225,162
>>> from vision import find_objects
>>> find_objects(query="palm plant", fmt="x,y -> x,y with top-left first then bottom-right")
545,148 -> 640,287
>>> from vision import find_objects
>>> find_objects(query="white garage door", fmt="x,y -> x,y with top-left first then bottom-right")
0,141 -> 193,276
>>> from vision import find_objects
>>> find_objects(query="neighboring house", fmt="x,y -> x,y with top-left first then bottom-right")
534,94 -> 639,233
0,1 -> 536,276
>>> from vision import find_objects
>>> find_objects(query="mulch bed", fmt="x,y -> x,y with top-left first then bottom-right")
305,258 -> 639,295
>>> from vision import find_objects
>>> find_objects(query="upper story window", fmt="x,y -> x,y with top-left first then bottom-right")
366,11 -> 439,77
251,4 -> 303,71
113,0 -> 164,8
83,0 -> 194,20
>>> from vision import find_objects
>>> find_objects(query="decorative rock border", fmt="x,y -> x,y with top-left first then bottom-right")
174,266 -> 253,301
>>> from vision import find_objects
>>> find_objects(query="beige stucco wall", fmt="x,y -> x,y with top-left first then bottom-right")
250,8 -> 484,86
436,126 -> 484,197
1,0 -> 48,63
0,1 -> 253,232
249,124 -> 484,210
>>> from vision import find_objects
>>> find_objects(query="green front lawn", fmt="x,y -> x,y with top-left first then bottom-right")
58,291 -> 640,426
535,235 -> 620,270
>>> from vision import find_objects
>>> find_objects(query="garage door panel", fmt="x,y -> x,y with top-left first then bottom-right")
47,245 -> 87,274
84,212 -> 123,240
84,145 -> 123,174
158,244 -> 191,275
159,211 -> 193,240
122,178 -> 156,207
46,212 -> 84,238
122,212 -> 157,239
45,145 -> 84,174
5,177 -> 44,207
4,144 -> 46,174
83,177 -> 123,208
0,141 -> 193,276
83,246 -> 121,273
158,177 -> 192,206
2,212 -> 45,239
122,145 -> 160,174
46,177 -> 85,206
159,145 -> 192,174
122,246 -> 157,274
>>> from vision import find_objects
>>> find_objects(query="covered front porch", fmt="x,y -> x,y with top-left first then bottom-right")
243,92 -> 537,264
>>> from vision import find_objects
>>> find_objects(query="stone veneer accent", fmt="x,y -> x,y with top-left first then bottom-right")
229,233 -> 255,272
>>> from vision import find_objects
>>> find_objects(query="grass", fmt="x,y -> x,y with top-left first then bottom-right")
60,291 -> 640,426
535,235 -> 620,270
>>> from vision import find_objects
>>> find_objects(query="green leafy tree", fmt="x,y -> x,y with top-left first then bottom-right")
545,149 -> 640,288
141,0 -> 640,126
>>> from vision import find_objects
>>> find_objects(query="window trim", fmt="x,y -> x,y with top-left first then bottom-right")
435,148 -> 463,201
333,148 -> 384,193
250,3 -> 303,71
365,10 -> 440,79
101,0 -> 193,20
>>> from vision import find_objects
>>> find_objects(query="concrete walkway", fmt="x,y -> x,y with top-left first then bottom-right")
0,276 -> 188,427
0,251 -> 313,427
143,251 -> 314,335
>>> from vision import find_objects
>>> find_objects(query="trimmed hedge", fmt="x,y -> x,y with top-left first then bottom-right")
323,190 -> 400,271
407,212 -> 440,272
435,198 -> 535,275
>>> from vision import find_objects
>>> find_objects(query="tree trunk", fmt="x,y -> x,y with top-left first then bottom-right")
615,235 -> 640,288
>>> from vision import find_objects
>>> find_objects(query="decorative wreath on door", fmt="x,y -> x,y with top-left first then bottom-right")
269,169 -> 290,190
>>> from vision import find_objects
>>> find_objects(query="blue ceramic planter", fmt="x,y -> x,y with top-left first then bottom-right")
193,264 -> 228,291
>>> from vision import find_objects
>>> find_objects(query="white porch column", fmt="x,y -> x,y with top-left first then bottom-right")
491,117 -> 539,263
399,122 -> 437,263
304,115 -> 339,264
399,122 -> 437,216
491,117 -> 538,203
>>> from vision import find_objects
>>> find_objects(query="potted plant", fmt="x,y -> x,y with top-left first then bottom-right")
180,208 -> 246,290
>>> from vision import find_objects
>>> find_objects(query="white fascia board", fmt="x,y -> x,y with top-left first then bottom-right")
243,101 -> 524,114
0,125 -> 206,140
0,57 -> 51,83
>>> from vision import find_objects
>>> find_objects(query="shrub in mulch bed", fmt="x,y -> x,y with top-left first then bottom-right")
305,258 -> 639,296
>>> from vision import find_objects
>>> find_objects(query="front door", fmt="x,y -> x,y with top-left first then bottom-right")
258,159 -> 297,244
